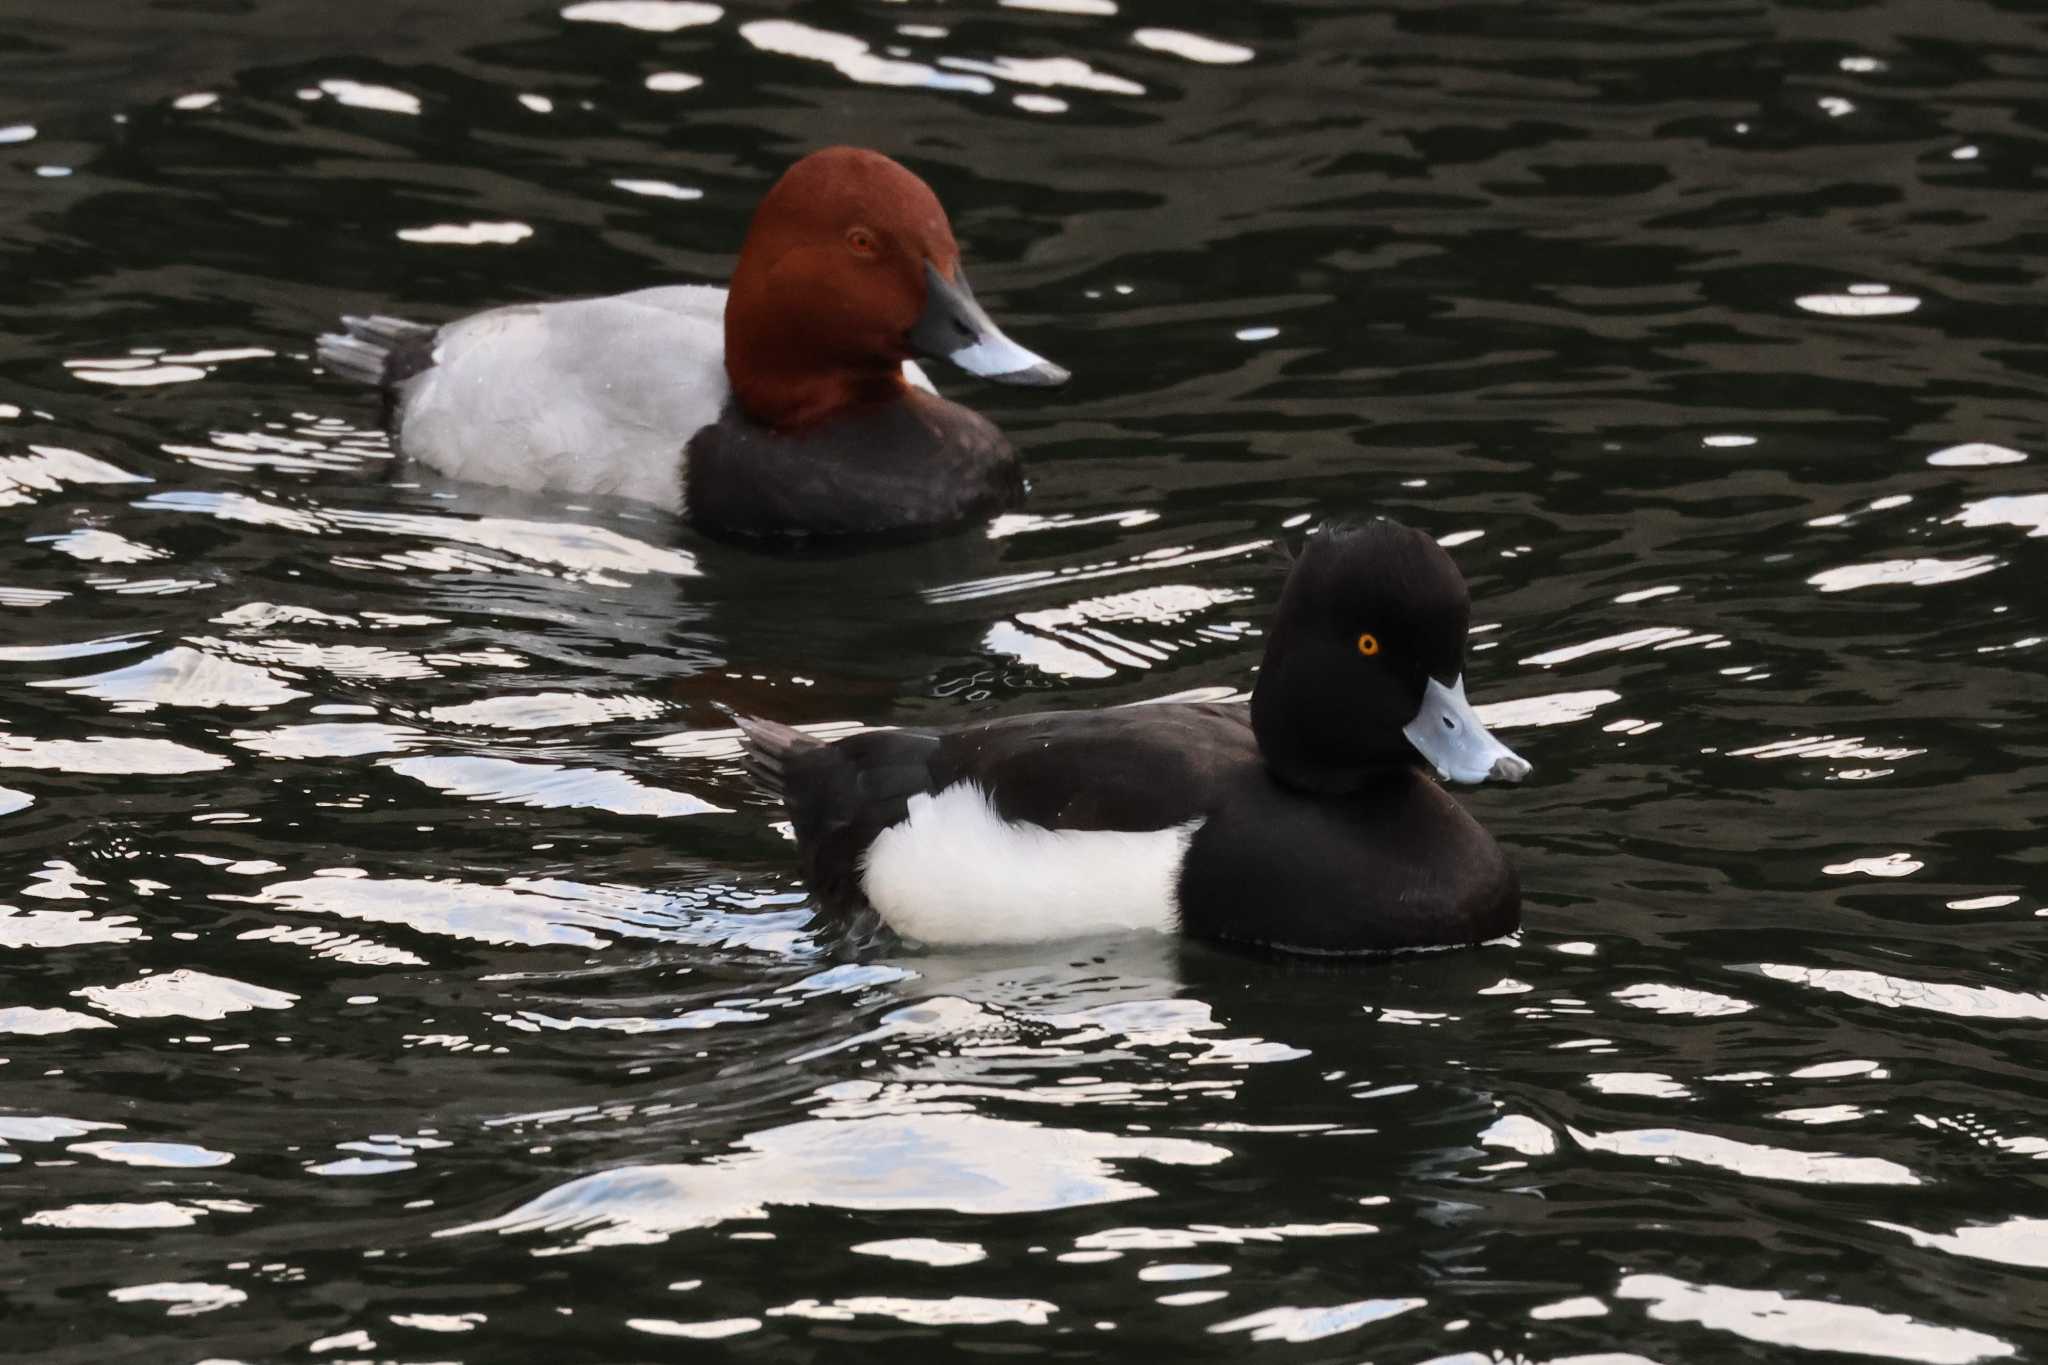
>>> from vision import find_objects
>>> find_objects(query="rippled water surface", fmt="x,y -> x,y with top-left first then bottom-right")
4,0 -> 2047,1359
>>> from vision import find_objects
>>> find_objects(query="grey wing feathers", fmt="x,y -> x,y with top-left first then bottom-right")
731,713 -> 823,799
316,313 -> 437,387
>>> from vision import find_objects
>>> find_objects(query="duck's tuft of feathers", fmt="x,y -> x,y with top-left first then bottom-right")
315,313 -> 436,387
730,712 -> 823,798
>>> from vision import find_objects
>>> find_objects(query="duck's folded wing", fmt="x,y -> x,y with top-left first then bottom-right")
394,292 -> 731,508
932,702 -> 1257,832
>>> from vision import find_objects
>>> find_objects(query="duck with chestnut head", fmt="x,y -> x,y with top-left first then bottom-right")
318,146 -> 1065,537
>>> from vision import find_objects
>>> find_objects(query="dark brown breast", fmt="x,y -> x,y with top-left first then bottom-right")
682,387 -> 1022,538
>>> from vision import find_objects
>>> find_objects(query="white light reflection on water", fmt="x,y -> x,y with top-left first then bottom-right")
1617,1274 -> 2013,1363
1210,1297 -> 1426,1343
446,1110 -> 1227,1251
1522,627 -> 1720,666
384,755 -> 727,817
1590,1072 -> 1691,1100
1477,688 -> 1620,729
985,581 -> 1255,679
1871,1216 -> 2048,1270
1928,443 -> 2025,467
1806,556 -> 1998,593
1824,852 -> 1923,878
0,446 -> 150,507
562,0 -> 721,31
396,221 -> 534,246
0,587 -> 69,607
141,490 -> 698,582
65,359 -> 208,386
0,732 -> 229,774
771,1296 -> 1056,1326
500,1005 -> 765,1035
0,1005 -> 111,1034
315,79 -> 421,115
389,1311 -> 485,1332
1947,894 -> 2020,911
1773,1103 -> 1871,1125
36,646 -> 307,713
741,21 -> 994,93
1571,1126 -> 1916,1185
1132,29 -> 1254,64
851,1238 -> 987,1266
231,722 -> 422,759
1075,1221 -> 1376,1252
926,539 -> 1270,605
71,1140 -> 233,1168
38,528 -> 163,563
1795,288 -> 1921,317
792,984 -> 1300,1073
238,873 -> 807,953
628,1317 -> 760,1339
613,177 -> 702,201
0,902 -> 143,950
1479,1114 -> 1557,1155
75,970 -> 297,1020
1948,493 -> 2048,538
1611,982 -> 1755,1016
1144,1264 -> 1237,1283
0,633 -> 155,663
1731,734 -> 1925,763
0,1114 -> 121,1142
427,691 -> 668,730
167,417 -> 387,474
25,1200 -> 244,1230
106,1281 -> 249,1316
937,54 -> 1145,96
1755,963 -> 2048,1021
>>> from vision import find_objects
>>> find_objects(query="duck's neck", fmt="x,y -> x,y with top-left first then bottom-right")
724,245 -> 912,432
1249,667 -> 1410,797
726,352 -> 908,432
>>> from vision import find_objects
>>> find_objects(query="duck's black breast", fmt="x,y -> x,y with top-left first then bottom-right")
683,388 -> 1021,537
1178,767 -> 1519,955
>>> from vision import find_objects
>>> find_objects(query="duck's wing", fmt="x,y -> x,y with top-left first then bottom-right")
737,704 -> 1254,915
930,702 -> 1257,831
320,290 -> 732,510
403,292 -> 732,509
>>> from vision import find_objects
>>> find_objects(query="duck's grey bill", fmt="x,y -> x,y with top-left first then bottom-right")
1403,675 -> 1532,785
910,261 -> 1069,387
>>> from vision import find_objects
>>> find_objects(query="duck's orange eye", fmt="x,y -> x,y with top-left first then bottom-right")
1356,633 -> 1381,657
846,226 -> 879,256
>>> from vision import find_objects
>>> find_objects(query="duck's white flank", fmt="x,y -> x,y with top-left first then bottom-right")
393,284 -> 939,513
860,782 -> 1201,946
397,286 -> 730,511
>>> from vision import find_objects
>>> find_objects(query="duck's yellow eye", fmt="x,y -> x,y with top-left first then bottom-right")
1356,632 -> 1381,657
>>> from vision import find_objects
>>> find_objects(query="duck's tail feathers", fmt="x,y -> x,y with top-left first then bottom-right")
316,313 -> 437,387
730,712 -> 826,800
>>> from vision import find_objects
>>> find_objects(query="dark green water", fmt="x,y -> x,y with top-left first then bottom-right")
2,1 -> 2045,1359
